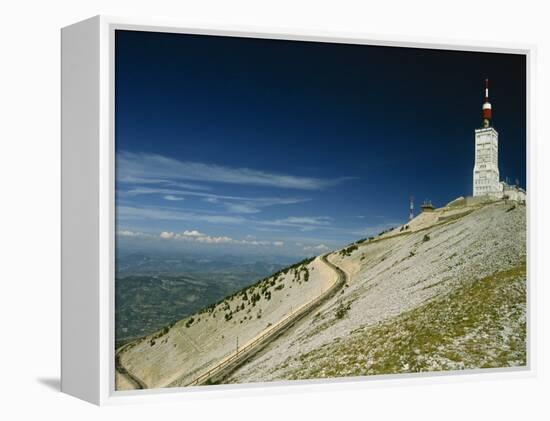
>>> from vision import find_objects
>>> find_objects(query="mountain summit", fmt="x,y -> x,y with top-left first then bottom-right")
116,197 -> 526,390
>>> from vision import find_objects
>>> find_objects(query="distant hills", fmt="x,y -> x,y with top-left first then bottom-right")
115,254 -> 290,347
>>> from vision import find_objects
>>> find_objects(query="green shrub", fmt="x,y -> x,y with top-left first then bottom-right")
340,244 -> 358,257
251,292 -> 261,306
335,302 -> 351,319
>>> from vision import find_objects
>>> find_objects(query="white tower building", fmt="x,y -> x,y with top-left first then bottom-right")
473,79 -> 503,197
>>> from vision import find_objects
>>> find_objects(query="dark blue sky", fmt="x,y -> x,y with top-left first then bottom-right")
115,29 -> 526,257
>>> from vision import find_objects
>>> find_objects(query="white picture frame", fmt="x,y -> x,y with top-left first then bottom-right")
61,15 -> 535,406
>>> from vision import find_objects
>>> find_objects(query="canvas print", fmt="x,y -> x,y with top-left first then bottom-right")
114,30 -> 527,391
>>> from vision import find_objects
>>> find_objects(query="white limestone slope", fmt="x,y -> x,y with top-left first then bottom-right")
226,199 -> 526,383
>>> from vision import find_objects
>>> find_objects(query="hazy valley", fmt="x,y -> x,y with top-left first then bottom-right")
115,254 -> 292,346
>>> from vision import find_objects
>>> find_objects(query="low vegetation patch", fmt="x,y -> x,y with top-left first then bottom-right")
339,245 -> 358,257
335,302 -> 351,319
287,263 -> 526,380
377,227 -> 396,236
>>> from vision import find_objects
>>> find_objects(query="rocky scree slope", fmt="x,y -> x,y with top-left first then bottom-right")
225,200 -> 526,383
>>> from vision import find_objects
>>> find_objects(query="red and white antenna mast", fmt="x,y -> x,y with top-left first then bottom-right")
482,78 -> 492,128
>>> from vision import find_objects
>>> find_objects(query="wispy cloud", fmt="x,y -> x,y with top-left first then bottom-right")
281,216 -> 332,226
117,175 -> 210,191
303,244 -> 329,252
124,186 -> 307,206
164,195 -> 184,201
117,205 -> 340,235
121,186 -> 309,214
262,216 -> 333,230
158,229 -> 284,247
117,205 -> 246,225
223,203 -> 260,214
159,230 -> 233,244
117,151 -> 351,190
117,229 -> 153,238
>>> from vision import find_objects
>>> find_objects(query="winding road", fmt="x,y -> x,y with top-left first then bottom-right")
186,253 -> 348,386
115,253 -> 349,390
